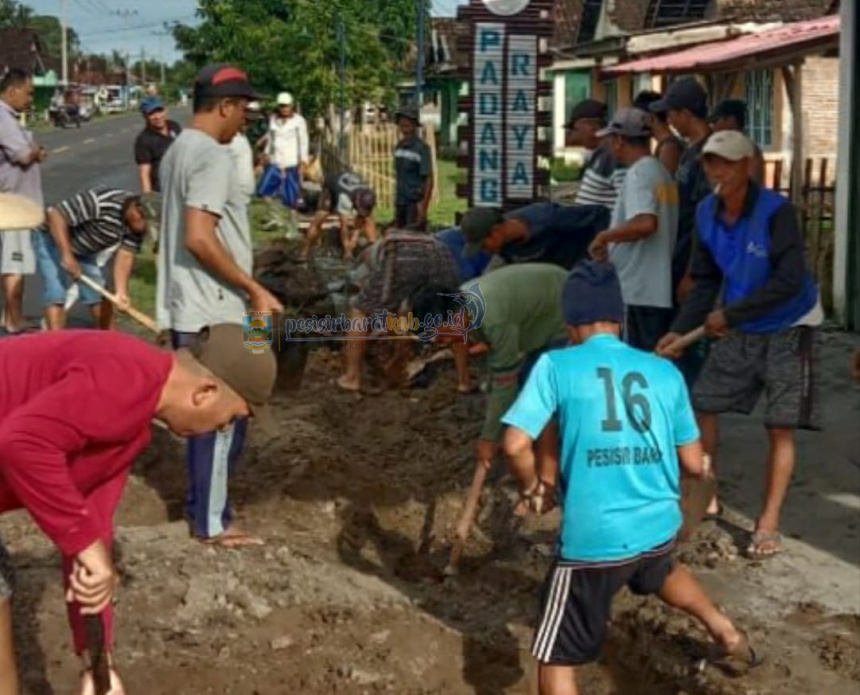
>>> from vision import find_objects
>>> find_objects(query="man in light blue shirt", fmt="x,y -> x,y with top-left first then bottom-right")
502,261 -> 758,695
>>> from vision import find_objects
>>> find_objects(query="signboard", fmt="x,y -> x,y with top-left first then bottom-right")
457,0 -> 553,211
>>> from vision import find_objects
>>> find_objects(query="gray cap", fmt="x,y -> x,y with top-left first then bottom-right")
596,108 -> 652,138
702,130 -> 755,162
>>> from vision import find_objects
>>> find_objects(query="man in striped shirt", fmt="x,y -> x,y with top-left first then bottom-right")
565,99 -> 626,211
35,186 -> 148,330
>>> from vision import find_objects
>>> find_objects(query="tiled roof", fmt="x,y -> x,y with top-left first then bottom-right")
0,30 -> 46,75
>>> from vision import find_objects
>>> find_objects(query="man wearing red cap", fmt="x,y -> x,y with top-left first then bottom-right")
156,64 -> 284,548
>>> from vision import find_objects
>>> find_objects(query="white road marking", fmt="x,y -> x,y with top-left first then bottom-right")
52,146 -> 70,154
84,138 -> 96,144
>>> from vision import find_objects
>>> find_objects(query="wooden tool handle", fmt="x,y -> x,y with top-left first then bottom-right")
84,615 -> 112,695
445,462 -> 489,575
666,326 -> 706,352
76,275 -> 159,334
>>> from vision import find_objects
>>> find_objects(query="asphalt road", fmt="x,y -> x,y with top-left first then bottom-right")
3,107 -> 189,322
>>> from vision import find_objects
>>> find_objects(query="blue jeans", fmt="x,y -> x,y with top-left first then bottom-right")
171,330 -> 249,538
256,165 -> 302,208
34,231 -> 103,306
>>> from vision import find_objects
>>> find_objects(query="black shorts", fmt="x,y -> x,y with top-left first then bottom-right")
531,539 -> 676,666
624,305 -> 674,352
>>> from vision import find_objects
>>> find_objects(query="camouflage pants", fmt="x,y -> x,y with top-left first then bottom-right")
141,191 -> 162,249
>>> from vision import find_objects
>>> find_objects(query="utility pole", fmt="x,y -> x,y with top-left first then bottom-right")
152,30 -> 168,85
111,10 -> 139,107
337,15 -> 346,164
415,0 -> 425,108
141,47 -> 147,85
60,0 -> 68,86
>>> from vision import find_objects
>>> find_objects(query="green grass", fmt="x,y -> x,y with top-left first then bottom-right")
128,157 -> 466,317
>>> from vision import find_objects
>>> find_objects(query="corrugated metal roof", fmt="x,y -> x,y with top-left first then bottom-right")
602,14 -> 840,74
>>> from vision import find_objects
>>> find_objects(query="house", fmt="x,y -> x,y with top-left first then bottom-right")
0,29 -> 59,112
550,0 -> 840,168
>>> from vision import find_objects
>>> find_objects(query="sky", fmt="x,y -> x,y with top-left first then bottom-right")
23,0 -> 466,66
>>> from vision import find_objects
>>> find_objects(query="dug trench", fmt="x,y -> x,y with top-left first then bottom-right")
3,345 -> 859,694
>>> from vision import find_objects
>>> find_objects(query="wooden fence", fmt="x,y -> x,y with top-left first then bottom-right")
319,124 -> 439,213
765,157 -> 836,311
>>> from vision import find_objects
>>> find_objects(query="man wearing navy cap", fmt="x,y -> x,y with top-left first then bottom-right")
502,260 -> 757,695
709,99 -> 765,184
134,95 -> 181,195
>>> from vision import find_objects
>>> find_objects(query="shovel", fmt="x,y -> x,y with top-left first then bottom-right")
76,275 -> 159,335
84,615 -> 112,695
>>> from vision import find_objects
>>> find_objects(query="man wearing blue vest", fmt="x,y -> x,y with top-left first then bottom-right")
503,261 -> 756,695
658,131 -> 822,560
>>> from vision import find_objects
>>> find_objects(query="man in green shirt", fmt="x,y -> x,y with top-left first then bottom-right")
413,263 -> 569,469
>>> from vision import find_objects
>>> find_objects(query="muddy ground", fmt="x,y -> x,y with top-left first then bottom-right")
2,331 -> 859,695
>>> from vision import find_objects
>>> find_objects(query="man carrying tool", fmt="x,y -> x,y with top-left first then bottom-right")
502,260 -> 758,695
157,64 -> 284,548
457,201 -> 609,271
0,316 -> 278,695
34,185 -> 149,330
303,169 -> 378,260
656,131 -> 822,559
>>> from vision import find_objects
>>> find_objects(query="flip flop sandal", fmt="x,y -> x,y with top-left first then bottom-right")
704,635 -> 764,677
199,533 -> 264,548
745,530 -> 783,560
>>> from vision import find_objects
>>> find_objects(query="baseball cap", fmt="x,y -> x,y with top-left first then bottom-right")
188,324 -> 278,434
565,99 -> 607,128
140,96 -> 165,115
562,261 -> 625,328
276,92 -> 294,106
193,64 -> 262,101
0,193 -> 44,231
708,98 -> 748,126
461,206 -> 504,258
395,105 -> 420,123
245,100 -> 265,120
701,130 -> 755,162
649,76 -> 707,115
596,108 -> 652,138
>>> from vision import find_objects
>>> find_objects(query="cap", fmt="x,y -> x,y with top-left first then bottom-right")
565,99 -> 607,128
140,96 -> 165,115
461,206 -> 504,258
245,100 -> 265,120
649,76 -> 707,115
701,130 -> 755,162
0,193 -> 44,231
352,187 -> 376,215
276,92 -> 294,106
596,108 -> 652,138
193,64 -> 262,101
562,261 -> 625,328
189,324 -> 278,433
395,105 -> 420,123
708,98 -> 748,125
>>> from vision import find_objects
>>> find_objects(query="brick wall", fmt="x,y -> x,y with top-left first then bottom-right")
803,57 -> 840,167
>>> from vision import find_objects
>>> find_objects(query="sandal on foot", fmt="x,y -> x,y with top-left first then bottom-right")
199,531 -> 264,548
706,635 -> 763,677
746,530 -> 783,560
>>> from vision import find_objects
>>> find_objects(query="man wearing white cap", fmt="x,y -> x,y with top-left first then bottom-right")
256,91 -> 309,231
658,130 -> 822,561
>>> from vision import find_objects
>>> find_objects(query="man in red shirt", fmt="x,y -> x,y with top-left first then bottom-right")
0,321 -> 277,695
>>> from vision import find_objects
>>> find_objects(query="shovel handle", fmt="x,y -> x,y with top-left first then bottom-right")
84,615 -> 111,695
445,461 -> 490,575
76,275 -> 159,335
665,326 -> 706,353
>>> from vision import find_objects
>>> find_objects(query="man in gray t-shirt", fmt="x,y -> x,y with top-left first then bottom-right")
157,64 -> 282,547
0,70 -> 46,333
588,109 -> 679,351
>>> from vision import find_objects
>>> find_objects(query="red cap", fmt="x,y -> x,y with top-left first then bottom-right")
194,64 -> 262,101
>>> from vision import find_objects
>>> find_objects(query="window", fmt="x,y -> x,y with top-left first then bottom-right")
745,70 -> 775,148
565,70 -> 592,121
645,0 -> 711,29
577,0 -> 603,44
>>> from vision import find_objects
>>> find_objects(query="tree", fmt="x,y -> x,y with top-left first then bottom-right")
0,0 -> 32,28
171,0 -> 430,123
27,15 -> 80,60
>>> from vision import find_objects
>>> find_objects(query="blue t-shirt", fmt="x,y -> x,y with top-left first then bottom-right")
434,226 -> 492,282
502,334 -> 699,562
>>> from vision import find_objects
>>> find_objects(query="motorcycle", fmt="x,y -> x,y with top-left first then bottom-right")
48,104 -> 82,129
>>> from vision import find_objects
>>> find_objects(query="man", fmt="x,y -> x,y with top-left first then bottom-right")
256,92 -> 309,220
35,186 -> 148,330
0,318 -> 277,695
393,105 -> 433,230
502,261 -> 756,695
157,64 -> 284,547
587,108 -> 679,351
337,231 -> 459,393
649,77 -> 712,302
565,99 -> 625,211
633,90 -> 686,176
457,202 -> 609,272
303,168 -> 378,260
0,68 -> 46,334
134,96 -> 182,195
412,263 -> 569,464
709,99 -> 766,184
227,100 -> 265,206
657,131 -> 822,559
